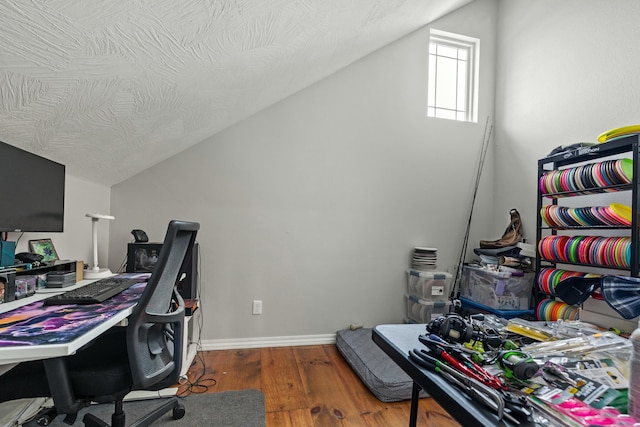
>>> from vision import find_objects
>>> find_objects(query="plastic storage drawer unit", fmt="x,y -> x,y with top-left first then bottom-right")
405,294 -> 452,324
406,269 -> 452,301
459,265 -> 533,311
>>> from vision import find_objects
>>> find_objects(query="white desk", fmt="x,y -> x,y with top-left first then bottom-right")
0,274 -> 200,424
0,276 -> 145,426
0,277 -> 143,366
0,275 -> 199,375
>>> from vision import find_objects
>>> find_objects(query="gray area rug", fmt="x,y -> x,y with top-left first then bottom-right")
24,390 -> 265,427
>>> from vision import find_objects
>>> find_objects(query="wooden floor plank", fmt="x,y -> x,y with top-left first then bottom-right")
363,404 -> 416,427
267,408 -> 315,427
189,348 -> 262,392
183,344 -> 461,427
327,345 -> 383,410
328,344 -> 415,425
287,408 -> 316,426
328,343 -> 459,427
266,410 -> 293,427
260,347 -> 308,412
294,345 -> 371,426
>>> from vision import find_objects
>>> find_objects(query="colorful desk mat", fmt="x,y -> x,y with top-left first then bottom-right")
0,274 -> 149,347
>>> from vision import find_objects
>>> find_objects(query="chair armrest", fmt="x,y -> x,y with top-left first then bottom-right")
141,304 -> 185,324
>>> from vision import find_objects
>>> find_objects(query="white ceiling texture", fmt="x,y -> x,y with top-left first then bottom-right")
0,0 -> 471,186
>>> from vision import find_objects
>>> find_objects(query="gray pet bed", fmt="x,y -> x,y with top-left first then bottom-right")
336,328 -> 428,402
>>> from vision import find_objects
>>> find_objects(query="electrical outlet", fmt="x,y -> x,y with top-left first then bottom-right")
252,300 -> 262,315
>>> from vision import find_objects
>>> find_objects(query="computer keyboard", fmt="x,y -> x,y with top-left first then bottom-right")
43,277 -> 142,305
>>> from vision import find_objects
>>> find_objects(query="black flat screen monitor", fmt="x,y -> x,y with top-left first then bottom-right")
0,141 -> 65,232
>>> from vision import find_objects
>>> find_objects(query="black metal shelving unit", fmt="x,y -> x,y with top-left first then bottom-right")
535,135 -> 640,306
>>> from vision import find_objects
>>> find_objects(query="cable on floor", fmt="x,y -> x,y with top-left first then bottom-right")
176,349 -> 217,397
176,248 -> 218,397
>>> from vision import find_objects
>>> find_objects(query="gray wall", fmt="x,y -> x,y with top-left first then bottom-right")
108,0 -> 498,345
493,0 -> 640,241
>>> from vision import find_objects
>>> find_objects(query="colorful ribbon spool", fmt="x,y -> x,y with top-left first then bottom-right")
540,158 -> 633,197
536,299 -> 579,321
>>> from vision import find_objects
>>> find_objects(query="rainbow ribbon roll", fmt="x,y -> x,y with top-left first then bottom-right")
540,203 -> 632,227
537,299 -> 579,321
540,158 -> 633,197
538,235 -> 631,268
536,268 -> 600,295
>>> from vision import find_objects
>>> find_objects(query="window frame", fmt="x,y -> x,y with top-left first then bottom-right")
427,29 -> 480,123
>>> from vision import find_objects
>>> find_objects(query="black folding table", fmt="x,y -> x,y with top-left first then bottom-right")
372,324 -> 540,427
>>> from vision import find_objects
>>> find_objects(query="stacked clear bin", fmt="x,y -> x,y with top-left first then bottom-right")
405,270 -> 453,323
459,265 -> 534,312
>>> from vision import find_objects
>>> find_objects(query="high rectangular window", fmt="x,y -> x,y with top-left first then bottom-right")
427,29 -> 479,122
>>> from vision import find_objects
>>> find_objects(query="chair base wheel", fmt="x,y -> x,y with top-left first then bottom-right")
173,404 -> 186,419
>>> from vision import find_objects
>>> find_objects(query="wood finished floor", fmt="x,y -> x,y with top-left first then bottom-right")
178,345 -> 461,427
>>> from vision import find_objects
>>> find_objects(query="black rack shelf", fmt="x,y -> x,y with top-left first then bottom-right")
535,135 -> 640,306
538,259 -> 630,271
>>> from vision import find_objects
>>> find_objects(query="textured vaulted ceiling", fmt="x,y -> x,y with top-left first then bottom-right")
0,0 -> 471,186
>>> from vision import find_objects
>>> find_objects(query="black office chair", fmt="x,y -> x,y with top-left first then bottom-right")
0,220 -> 199,427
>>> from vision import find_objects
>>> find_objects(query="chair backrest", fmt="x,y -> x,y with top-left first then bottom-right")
127,220 -> 199,390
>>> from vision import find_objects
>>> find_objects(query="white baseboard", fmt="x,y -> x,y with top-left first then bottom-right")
200,333 -> 336,350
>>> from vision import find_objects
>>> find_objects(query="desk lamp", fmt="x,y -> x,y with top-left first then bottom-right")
84,213 -> 115,279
